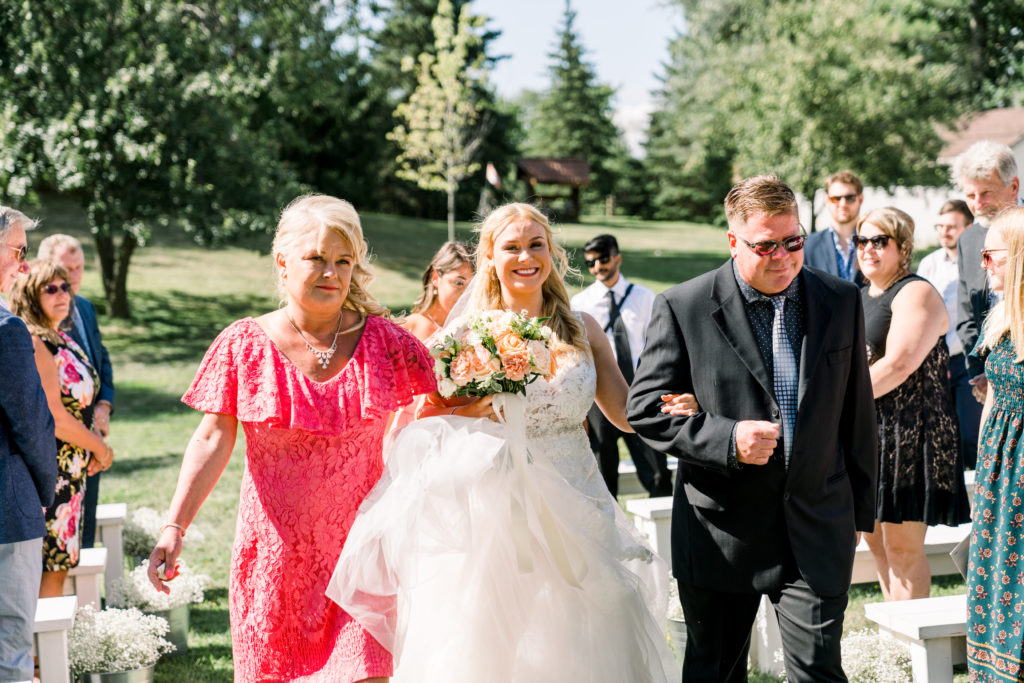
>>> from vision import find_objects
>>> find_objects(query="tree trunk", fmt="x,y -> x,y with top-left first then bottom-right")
94,231 -> 137,319
447,176 -> 456,242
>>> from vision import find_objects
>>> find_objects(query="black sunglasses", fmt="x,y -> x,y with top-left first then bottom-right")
41,282 -> 72,295
584,253 -> 614,268
852,234 -> 891,250
7,244 -> 27,263
735,230 -> 806,257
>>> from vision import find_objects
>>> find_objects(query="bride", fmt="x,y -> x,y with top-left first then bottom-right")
328,203 -> 693,682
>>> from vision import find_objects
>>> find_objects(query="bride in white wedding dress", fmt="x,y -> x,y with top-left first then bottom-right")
328,203 -> 693,682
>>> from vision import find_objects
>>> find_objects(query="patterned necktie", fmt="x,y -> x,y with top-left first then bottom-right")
607,290 -> 634,383
771,295 -> 797,468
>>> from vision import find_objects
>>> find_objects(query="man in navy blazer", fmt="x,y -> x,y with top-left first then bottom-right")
0,207 -> 58,682
38,234 -> 114,549
628,176 -> 876,682
803,170 -> 865,285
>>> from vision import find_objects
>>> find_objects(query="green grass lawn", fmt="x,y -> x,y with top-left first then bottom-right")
22,194 -> 960,680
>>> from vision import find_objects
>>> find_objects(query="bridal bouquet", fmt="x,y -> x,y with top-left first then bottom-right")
431,309 -> 554,398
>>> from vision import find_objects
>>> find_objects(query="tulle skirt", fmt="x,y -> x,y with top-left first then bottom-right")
327,397 -> 675,682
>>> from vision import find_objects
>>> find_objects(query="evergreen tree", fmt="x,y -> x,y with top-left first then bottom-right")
527,1 -> 622,205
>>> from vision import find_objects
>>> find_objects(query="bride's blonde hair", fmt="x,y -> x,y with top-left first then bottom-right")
473,203 -> 588,357
981,206 -> 1024,361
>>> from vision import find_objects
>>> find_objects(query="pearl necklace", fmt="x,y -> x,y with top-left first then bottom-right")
287,312 -> 345,370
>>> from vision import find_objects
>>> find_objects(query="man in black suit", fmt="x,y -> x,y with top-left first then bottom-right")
627,174 -> 876,682
952,141 -> 1020,400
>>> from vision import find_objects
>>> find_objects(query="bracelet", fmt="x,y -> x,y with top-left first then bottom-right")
450,407 -> 458,416
162,523 -> 187,537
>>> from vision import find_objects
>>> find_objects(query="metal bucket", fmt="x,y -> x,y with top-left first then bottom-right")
79,664 -> 155,683
149,602 -> 189,654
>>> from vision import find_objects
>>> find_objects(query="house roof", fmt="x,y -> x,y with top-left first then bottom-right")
939,108 -> 1024,161
516,157 -> 591,186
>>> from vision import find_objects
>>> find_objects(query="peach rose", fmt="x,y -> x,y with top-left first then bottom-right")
527,339 -> 553,377
449,349 -> 476,386
494,329 -> 528,356
501,349 -> 531,382
469,343 -> 500,379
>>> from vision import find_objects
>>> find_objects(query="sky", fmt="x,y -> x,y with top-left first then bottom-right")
473,0 -> 685,156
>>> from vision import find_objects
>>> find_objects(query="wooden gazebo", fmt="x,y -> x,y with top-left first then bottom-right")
516,157 -> 591,222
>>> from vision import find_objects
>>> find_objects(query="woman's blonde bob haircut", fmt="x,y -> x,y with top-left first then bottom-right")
857,207 -> 915,274
473,203 -> 588,357
981,206 -> 1024,361
271,194 -> 387,318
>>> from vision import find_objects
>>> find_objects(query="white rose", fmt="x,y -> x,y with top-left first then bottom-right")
541,327 -> 552,339
438,378 -> 458,398
434,357 -> 447,376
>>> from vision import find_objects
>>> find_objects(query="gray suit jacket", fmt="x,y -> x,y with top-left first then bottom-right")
627,262 -> 877,596
956,223 -> 989,377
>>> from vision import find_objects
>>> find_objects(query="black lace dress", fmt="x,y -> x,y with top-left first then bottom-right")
862,274 -> 970,525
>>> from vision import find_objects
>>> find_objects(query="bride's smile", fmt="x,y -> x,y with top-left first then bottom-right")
490,218 -> 553,305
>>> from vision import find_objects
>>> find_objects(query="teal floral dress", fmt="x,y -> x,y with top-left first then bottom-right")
968,334 -> 1024,681
41,331 -> 98,572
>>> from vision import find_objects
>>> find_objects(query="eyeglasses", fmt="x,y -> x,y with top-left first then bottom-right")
981,248 -> 1008,267
934,223 -> 963,232
7,245 -> 27,262
828,194 -> 860,204
41,282 -> 71,295
852,234 -> 891,250
584,254 -> 614,268
734,229 -> 806,257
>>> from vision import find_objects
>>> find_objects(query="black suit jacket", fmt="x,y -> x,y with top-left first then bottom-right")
626,262 -> 876,597
956,223 -> 988,377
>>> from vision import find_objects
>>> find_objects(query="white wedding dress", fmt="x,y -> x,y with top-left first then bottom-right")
327,342 -> 675,682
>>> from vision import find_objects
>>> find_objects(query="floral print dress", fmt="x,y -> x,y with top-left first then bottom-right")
41,331 -> 98,571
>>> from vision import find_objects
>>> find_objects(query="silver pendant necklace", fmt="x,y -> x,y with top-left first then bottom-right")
287,312 -> 345,370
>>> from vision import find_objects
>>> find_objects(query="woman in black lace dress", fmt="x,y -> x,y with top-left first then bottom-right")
855,207 -> 971,601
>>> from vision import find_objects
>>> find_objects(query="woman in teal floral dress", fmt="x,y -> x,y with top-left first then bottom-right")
967,207 -> 1024,681
9,261 -> 113,598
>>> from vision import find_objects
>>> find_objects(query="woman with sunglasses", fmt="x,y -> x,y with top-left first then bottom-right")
855,207 -> 970,601
966,206 -> 1024,677
7,260 -> 113,599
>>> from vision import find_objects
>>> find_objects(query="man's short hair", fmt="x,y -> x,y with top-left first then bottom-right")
939,199 -> 974,225
37,234 -> 83,262
724,174 -> 798,231
0,206 -> 37,244
951,140 -> 1018,187
825,170 -> 864,194
583,234 -> 619,255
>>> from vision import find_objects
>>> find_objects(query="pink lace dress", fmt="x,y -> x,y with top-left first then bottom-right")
182,315 -> 435,682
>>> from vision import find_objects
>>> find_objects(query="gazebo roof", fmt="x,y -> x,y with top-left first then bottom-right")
939,108 -> 1024,162
517,157 -> 591,186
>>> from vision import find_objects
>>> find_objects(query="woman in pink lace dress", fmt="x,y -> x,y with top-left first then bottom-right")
147,195 -> 435,682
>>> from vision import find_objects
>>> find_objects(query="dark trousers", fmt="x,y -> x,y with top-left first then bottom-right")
587,403 -> 672,497
678,578 -> 848,683
80,471 -> 100,548
949,352 -> 982,469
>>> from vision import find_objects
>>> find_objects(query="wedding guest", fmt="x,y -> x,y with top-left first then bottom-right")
856,207 -> 970,601
571,234 -> 671,497
966,206 -> 1024,677
147,194 -> 435,682
0,207 -> 57,683
8,261 -> 112,599
403,241 -> 474,342
38,234 -> 115,549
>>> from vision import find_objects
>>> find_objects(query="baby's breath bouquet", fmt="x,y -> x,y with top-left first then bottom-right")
68,605 -> 175,678
840,629 -> 912,682
431,309 -> 554,398
123,507 -> 205,560
108,561 -> 208,612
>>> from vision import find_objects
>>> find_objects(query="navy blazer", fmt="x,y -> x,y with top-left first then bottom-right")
0,308 -> 58,544
627,263 -> 877,597
804,228 -> 865,286
70,295 -> 114,407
